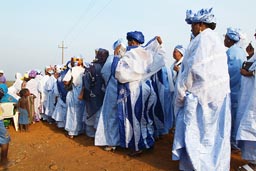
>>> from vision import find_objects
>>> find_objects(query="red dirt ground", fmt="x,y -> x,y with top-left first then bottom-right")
3,121 -> 246,171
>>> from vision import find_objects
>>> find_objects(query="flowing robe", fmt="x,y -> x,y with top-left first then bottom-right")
63,66 -> 85,136
95,55 -> 120,146
112,38 -> 166,151
172,28 -> 231,171
44,75 -> 57,122
26,78 -> 41,121
226,44 -> 247,145
51,70 -> 68,128
236,54 -> 256,161
8,72 -> 22,100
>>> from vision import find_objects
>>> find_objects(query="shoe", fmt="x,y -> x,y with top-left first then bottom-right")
128,150 -> 143,157
238,163 -> 256,171
66,134 -> 74,139
0,160 -> 17,170
104,146 -> 116,152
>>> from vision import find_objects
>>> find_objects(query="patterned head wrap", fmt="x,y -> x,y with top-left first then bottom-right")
174,45 -> 186,56
113,39 -> 125,50
185,8 -> 216,24
226,27 -> 241,42
29,70 -> 37,78
126,31 -> 145,44
71,56 -> 84,67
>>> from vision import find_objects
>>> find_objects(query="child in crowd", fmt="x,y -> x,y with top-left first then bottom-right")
0,87 -> 12,169
17,88 -> 30,132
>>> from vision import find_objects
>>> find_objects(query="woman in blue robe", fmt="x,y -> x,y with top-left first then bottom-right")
236,44 -> 256,171
112,31 -> 166,156
224,27 -> 247,149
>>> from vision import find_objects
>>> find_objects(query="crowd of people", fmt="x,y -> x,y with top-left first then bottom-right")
0,7 -> 256,171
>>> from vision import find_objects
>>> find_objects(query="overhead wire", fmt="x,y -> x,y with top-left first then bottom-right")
63,0 -> 97,41
68,0 -> 113,43
61,0 -> 113,61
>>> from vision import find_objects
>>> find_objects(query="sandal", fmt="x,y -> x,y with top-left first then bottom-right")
66,134 -> 74,139
238,164 -> 256,171
128,150 -> 143,157
0,160 -> 17,170
104,146 -> 116,152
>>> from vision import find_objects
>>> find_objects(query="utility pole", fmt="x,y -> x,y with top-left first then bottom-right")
58,41 -> 67,64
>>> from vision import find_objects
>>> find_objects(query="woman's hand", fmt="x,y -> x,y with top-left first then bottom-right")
173,65 -> 180,72
156,36 -> 162,45
240,68 -> 254,77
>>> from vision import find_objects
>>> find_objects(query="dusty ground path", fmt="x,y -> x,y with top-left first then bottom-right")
4,121 -> 246,171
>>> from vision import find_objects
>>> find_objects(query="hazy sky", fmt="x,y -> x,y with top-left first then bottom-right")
0,0 -> 255,80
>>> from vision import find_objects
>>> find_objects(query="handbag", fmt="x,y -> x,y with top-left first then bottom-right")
242,61 -> 253,71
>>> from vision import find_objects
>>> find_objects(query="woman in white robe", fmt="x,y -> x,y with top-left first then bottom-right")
172,8 -> 231,171
8,72 -> 22,100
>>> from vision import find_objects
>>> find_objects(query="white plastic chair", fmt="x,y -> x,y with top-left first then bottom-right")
1,102 -> 19,131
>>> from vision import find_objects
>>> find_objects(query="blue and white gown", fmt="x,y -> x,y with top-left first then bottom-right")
43,75 -> 56,122
226,43 -> 247,147
112,37 -> 166,151
51,70 -> 68,128
236,54 -> 256,163
172,28 -> 231,171
95,55 -> 120,146
63,66 -> 85,136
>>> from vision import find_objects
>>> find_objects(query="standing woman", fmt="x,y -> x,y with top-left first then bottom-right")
63,57 -> 85,139
236,38 -> 256,171
172,8 -> 231,171
171,45 -> 185,86
224,27 -> 247,150
112,31 -> 166,156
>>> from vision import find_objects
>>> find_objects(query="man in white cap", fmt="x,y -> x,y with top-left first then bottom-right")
0,70 -> 6,84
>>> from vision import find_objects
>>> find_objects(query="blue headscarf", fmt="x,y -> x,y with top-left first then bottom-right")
185,8 -> 216,24
0,84 -> 17,103
226,27 -> 241,42
113,39 -> 125,50
126,31 -> 144,44
174,45 -> 186,56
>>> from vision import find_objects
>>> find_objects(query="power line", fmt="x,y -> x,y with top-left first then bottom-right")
69,0 -> 113,43
63,0 -> 96,41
